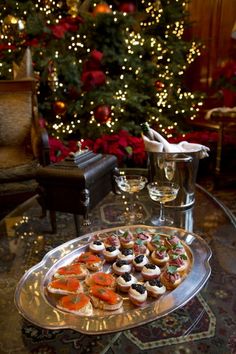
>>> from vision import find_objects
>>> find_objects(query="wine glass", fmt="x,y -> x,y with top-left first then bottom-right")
147,181 -> 179,226
115,174 -> 148,224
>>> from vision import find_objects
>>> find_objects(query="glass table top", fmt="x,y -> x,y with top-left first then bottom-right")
0,184 -> 235,353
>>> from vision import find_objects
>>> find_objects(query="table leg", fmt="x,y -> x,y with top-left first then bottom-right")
73,214 -> 81,236
215,122 -> 223,176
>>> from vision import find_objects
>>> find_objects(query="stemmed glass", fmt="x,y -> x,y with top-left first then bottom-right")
115,174 -> 148,224
147,181 -> 179,226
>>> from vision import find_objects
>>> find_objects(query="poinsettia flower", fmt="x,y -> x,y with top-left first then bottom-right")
83,50 -> 103,72
47,131 -> 146,166
48,137 -> 70,163
169,131 -> 219,146
81,139 -> 95,150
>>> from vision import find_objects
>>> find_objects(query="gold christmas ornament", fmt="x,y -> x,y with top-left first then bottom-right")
4,15 -> 18,25
2,15 -> 20,38
67,0 -> 79,16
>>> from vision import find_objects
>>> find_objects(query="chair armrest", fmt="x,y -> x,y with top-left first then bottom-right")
31,107 -> 50,166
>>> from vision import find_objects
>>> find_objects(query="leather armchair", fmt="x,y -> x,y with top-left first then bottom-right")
0,79 -> 50,210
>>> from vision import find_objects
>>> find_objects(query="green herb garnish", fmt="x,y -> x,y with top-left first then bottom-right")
152,235 -> 161,243
180,254 -> 187,260
122,231 -> 129,238
167,265 -> 178,274
135,239 -> 143,246
171,254 -> 179,260
172,242 -> 183,250
136,227 -> 144,233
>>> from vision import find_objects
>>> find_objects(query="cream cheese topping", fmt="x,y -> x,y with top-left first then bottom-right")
89,241 -> 105,251
103,248 -> 120,257
129,287 -> 147,302
117,274 -> 137,286
113,262 -> 132,273
142,264 -> 161,276
133,255 -> 149,267
145,281 -> 166,295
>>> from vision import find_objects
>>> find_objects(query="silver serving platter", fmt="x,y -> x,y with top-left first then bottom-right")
15,225 -> 212,334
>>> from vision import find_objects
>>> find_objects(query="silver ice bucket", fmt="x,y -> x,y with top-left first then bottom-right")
148,151 -> 201,209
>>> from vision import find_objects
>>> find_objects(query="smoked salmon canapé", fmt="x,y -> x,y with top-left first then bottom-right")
85,272 -> 116,290
73,252 -> 104,271
89,285 -> 123,311
57,293 -> 93,316
53,263 -> 88,280
47,277 -> 84,295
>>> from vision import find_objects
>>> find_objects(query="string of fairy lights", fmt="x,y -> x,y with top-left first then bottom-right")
0,0 -> 203,138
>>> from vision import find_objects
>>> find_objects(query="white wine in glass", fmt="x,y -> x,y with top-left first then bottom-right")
147,181 -> 179,226
115,175 -> 147,224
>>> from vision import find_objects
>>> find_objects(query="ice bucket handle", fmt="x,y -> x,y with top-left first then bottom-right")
161,153 -> 193,163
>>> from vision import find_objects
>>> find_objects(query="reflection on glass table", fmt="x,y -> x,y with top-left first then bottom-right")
115,174 -> 147,224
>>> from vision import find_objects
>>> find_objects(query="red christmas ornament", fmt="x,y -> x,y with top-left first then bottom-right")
118,2 -> 136,13
94,105 -> 111,124
81,70 -> 106,91
83,50 -> 103,72
93,3 -> 112,15
155,81 -> 165,91
53,101 -> 67,116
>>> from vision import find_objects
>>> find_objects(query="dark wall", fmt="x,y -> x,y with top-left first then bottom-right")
186,0 -> 236,92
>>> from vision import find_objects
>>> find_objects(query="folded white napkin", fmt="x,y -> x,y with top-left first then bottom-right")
143,135 -> 163,152
148,129 -> 181,152
178,141 -> 210,158
142,125 -> 210,159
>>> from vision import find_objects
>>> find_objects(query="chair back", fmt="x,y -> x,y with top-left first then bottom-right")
0,79 -> 36,148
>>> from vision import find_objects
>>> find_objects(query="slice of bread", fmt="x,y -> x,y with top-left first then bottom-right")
90,294 -> 123,311
86,260 -> 104,271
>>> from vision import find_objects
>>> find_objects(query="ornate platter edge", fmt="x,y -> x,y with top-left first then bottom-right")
14,225 -> 212,334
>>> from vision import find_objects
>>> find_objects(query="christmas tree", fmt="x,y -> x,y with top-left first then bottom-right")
0,0 -> 202,142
